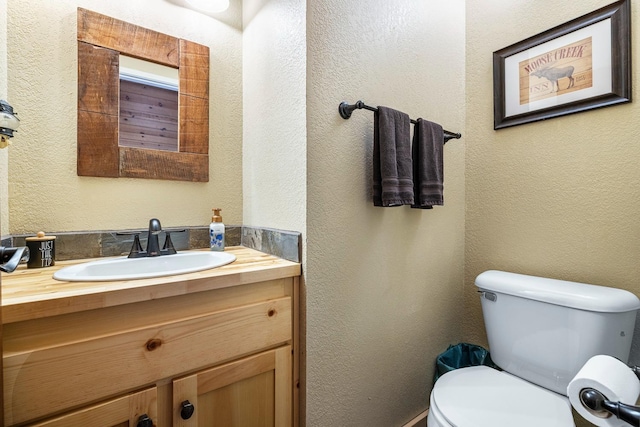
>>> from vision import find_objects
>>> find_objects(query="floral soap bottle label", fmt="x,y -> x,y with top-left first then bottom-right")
210,229 -> 224,251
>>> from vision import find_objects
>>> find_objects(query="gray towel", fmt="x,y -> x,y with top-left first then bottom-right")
411,118 -> 444,209
373,106 -> 414,207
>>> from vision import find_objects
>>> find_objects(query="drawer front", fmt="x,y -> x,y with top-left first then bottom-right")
31,387 -> 157,427
4,296 -> 291,425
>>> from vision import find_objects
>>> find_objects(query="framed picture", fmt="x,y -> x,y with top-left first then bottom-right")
493,0 -> 630,129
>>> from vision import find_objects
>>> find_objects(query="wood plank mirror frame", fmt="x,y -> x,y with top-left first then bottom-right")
77,8 -> 209,182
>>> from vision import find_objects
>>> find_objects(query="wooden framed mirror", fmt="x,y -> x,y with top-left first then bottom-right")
77,8 -> 209,182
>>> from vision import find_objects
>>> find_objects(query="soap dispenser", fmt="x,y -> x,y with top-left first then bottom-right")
209,208 -> 225,251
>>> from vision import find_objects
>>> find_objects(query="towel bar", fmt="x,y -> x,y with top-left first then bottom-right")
338,100 -> 462,143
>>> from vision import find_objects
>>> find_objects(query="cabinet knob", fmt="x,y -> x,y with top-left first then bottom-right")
137,414 -> 153,427
180,400 -> 195,420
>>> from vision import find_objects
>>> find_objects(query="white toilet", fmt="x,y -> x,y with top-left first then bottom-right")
427,270 -> 640,427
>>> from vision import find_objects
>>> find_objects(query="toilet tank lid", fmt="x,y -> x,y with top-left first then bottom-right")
475,270 -> 640,313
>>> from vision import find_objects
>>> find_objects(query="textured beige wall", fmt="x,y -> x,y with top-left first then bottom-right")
242,0 -> 306,235
1,0 -> 8,236
306,1 -> 465,425
5,0 -> 242,234
242,4 -> 308,420
464,0 -> 640,369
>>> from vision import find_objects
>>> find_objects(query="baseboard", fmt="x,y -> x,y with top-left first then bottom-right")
403,409 -> 428,427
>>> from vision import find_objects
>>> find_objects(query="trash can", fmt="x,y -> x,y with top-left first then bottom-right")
433,343 -> 498,383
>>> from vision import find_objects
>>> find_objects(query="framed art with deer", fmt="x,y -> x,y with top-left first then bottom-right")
493,0 -> 630,129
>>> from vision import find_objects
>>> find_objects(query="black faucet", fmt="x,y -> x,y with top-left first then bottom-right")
146,218 -> 162,257
120,219 -> 185,258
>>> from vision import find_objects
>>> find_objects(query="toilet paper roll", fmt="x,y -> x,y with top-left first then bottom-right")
568,355 -> 640,427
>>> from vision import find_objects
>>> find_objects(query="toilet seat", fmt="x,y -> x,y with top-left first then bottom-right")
429,366 -> 575,427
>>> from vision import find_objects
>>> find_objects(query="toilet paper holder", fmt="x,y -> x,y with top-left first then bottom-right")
576,366 -> 640,426
579,388 -> 640,426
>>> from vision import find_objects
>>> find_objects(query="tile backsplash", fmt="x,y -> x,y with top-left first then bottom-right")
9,226 -> 300,263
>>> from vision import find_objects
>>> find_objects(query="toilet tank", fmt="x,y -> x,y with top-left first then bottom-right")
476,270 -> 640,396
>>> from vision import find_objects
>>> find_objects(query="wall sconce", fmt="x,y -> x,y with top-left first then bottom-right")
0,100 -> 20,149
185,0 -> 229,13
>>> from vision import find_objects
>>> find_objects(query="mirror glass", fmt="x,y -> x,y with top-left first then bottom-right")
119,55 -> 179,152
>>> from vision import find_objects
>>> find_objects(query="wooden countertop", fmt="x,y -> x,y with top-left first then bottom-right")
1,246 -> 301,324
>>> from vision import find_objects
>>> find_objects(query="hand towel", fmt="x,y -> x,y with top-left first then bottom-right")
373,106 -> 414,207
412,118 -> 444,209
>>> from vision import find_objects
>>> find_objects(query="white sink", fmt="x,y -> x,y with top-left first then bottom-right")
53,251 -> 236,282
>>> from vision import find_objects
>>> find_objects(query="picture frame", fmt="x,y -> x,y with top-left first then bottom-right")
493,0 -> 630,129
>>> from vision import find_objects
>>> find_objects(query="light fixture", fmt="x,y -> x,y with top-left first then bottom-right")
185,0 -> 229,13
0,100 -> 20,149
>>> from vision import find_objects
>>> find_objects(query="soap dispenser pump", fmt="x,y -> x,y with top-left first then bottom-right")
209,208 -> 225,251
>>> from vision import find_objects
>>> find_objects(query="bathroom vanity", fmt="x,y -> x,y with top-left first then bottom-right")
1,247 -> 300,426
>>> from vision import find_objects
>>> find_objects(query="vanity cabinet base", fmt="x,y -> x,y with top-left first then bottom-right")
3,273 -> 299,427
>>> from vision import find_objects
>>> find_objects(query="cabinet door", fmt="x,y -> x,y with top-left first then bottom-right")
173,346 -> 292,427
31,387 -> 157,427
